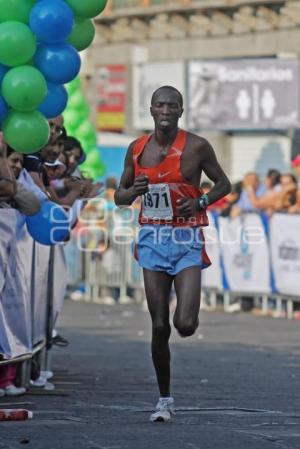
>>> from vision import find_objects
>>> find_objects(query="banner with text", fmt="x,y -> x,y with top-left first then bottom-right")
219,214 -> 271,293
188,59 -> 300,130
270,213 -> 300,296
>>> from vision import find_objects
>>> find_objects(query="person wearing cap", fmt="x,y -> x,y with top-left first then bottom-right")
44,156 -> 67,184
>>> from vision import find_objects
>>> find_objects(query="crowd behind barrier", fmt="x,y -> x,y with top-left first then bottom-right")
66,205 -> 300,319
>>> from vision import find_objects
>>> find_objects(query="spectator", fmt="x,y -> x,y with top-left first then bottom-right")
44,155 -> 67,185
200,180 -> 228,212
200,181 -> 212,194
0,144 -> 39,397
1,146 -> 40,216
230,172 -> 265,218
63,136 -> 86,177
0,150 -> 16,201
23,115 -> 64,192
104,176 -> 118,210
274,173 -> 298,212
244,169 -> 281,215
0,365 -> 26,397
291,154 -> 300,187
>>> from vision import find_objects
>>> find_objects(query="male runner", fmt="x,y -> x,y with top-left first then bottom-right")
115,86 -> 231,422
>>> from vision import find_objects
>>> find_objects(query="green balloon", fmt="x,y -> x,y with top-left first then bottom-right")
3,110 -> 50,154
67,18 -> 95,51
77,121 -> 95,140
68,91 -> 87,110
79,102 -> 90,118
93,163 -> 105,178
2,66 -> 47,112
65,0 -> 107,19
0,21 -> 36,67
81,144 -> 95,155
0,0 -> 36,24
85,150 -> 100,166
83,133 -> 97,147
63,108 -> 84,130
66,77 -> 81,95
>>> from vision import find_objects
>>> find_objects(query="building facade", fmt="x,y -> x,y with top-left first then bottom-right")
84,0 -> 300,180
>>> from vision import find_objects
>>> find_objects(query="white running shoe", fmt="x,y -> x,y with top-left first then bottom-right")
40,370 -> 54,380
4,384 -> 26,396
30,375 -> 47,388
150,397 -> 175,422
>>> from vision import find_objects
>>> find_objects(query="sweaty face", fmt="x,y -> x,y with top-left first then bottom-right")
8,152 -> 23,179
150,89 -> 183,131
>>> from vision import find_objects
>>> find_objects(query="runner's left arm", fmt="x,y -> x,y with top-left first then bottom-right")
200,141 -> 231,205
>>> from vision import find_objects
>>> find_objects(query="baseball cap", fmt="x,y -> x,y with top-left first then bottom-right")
291,154 -> 300,167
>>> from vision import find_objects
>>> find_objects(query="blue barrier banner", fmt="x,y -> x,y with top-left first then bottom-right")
270,213 -> 300,296
218,214 -> 271,293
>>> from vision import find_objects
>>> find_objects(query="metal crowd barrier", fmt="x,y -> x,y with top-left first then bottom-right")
68,207 -> 300,319
0,210 -> 66,387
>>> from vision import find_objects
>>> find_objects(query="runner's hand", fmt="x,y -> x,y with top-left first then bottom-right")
133,174 -> 149,196
176,198 -> 199,217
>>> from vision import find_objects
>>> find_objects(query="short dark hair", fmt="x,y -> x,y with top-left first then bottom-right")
63,136 -> 82,153
266,169 -> 281,187
6,145 -> 19,158
63,136 -> 86,164
151,85 -> 183,107
200,181 -> 212,190
105,176 -> 118,190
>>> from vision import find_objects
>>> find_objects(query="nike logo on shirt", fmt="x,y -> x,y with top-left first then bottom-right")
158,171 -> 172,179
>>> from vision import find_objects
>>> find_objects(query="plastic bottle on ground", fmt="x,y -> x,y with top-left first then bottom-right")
0,409 -> 33,421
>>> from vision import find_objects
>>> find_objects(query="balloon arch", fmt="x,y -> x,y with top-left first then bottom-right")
0,0 -> 107,177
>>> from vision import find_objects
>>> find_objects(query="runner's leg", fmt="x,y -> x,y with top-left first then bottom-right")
143,269 -> 173,397
173,266 -> 201,337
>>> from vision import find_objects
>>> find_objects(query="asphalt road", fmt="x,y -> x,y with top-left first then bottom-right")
1,300 -> 300,449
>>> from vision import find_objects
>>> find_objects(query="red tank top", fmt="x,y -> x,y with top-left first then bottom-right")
133,129 -> 209,227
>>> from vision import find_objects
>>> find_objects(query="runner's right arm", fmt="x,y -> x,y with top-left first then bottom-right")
114,143 -> 149,206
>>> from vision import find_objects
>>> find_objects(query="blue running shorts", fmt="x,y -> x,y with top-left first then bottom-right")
134,225 -> 211,276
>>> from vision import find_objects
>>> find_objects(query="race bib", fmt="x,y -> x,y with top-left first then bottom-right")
141,183 -> 173,220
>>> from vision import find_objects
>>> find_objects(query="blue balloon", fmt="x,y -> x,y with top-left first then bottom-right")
0,64 -> 8,84
26,200 -> 70,246
38,82 -> 68,118
30,0 -> 74,44
33,43 -> 81,84
0,96 -> 8,123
